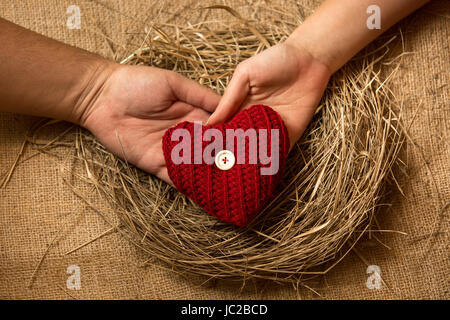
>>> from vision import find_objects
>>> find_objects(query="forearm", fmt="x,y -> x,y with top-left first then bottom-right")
0,17 -> 115,124
287,0 -> 429,73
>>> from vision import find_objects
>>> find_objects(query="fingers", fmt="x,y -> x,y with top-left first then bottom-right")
206,65 -> 250,125
168,71 -> 220,113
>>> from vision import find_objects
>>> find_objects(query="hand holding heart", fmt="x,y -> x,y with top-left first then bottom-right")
207,42 -> 331,149
81,44 -> 330,226
81,65 -> 220,184
159,42 -> 331,225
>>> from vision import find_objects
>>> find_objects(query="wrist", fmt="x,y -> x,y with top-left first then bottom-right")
68,58 -> 118,126
285,28 -> 336,75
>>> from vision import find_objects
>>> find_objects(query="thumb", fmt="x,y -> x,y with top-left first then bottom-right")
207,67 -> 250,125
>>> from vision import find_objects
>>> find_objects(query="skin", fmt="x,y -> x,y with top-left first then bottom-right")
0,0 -> 429,184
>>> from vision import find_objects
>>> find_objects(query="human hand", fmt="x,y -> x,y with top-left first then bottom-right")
79,64 -> 220,184
207,41 -> 331,148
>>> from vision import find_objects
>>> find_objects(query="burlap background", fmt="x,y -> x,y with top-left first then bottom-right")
0,0 -> 448,299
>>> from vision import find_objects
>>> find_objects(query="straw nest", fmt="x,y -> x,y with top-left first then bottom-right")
39,7 -> 405,284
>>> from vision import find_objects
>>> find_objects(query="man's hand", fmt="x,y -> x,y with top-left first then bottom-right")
80,65 -> 220,184
207,42 -> 331,148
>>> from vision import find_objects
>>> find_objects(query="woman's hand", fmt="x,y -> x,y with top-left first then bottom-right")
79,65 -> 220,184
207,41 -> 331,148
208,0 -> 430,149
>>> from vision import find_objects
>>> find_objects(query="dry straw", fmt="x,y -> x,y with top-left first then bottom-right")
29,6 -> 405,285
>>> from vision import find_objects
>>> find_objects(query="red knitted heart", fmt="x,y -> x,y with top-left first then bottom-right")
162,105 -> 290,227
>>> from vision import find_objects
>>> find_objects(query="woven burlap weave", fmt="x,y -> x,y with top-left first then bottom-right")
0,0 -> 448,299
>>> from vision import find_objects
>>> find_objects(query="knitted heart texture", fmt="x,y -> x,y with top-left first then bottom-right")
162,105 -> 290,227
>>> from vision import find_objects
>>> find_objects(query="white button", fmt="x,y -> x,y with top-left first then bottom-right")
215,150 -> 235,170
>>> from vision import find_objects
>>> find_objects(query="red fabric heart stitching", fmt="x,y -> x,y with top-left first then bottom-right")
162,105 -> 290,227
